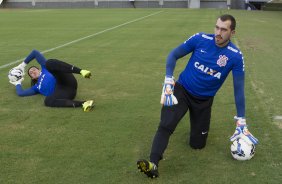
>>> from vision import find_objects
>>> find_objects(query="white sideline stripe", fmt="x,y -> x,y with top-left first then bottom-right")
273,116 -> 282,120
0,11 -> 163,70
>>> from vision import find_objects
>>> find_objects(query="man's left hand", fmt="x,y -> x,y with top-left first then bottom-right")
9,77 -> 24,86
230,116 -> 258,145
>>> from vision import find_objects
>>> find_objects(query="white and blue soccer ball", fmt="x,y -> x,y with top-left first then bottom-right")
8,68 -> 23,82
231,138 -> 255,161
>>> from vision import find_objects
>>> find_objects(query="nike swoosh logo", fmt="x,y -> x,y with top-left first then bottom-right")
202,131 -> 208,135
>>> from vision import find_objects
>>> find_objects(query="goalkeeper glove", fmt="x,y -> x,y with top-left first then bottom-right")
9,77 -> 24,86
230,116 -> 258,145
160,76 -> 178,106
13,62 -> 27,76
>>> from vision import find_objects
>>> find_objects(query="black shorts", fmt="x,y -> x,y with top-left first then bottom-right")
44,59 -> 79,107
160,82 -> 214,149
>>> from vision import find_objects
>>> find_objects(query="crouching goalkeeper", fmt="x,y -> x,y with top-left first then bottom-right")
137,14 -> 258,178
9,49 -> 94,112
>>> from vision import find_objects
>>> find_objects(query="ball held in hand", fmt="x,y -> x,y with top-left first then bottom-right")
8,68 -> 24,82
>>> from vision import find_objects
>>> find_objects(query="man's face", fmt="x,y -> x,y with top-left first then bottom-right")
214,18 -> 235,47
28,67 -> 40,80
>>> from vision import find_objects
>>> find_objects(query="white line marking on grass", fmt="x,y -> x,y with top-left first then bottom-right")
273,116 -> 282,129
273,116 -> 282,121
0,11 -> 163,70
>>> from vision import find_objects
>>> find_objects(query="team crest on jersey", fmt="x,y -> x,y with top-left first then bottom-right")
217,55 -> 228,67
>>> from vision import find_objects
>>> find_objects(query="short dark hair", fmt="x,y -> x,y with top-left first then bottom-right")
218,14 -> 236,31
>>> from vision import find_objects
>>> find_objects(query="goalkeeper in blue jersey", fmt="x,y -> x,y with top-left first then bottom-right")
137,14 -> 258,178
10,49 -> 94,112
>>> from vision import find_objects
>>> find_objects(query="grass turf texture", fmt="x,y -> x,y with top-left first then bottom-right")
0,8 -> 282,184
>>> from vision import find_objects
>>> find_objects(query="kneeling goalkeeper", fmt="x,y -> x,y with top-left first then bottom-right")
137,14 -> 259,178
10,49 -> 94,112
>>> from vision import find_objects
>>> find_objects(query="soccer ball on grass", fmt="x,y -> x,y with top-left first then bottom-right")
8,68 -> 24,82
231,138 -> 255,161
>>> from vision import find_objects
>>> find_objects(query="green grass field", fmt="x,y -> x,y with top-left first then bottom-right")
0,8 -> 282,184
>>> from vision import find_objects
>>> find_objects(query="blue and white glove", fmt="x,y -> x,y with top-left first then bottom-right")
230,116 -> 258,145
13,62 -> 27,76
160,76 -> 178,106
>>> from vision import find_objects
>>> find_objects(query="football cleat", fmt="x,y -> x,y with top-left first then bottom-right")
80,70 -> 91,78
82,100 -> 94,112
137,159 -> 159,178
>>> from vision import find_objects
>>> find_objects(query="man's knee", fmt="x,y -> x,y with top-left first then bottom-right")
44,97 -> 55,107
45,59 -> 62,71
157,124 -> 175,136
189,132 -> 208,149
45,60 -> 53,70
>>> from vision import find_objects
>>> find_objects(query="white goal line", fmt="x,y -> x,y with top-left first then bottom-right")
0,10 -> 163,70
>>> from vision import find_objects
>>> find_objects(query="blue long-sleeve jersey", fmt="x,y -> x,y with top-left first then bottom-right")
166,33 -> 245,117
16,50 -> 56,97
